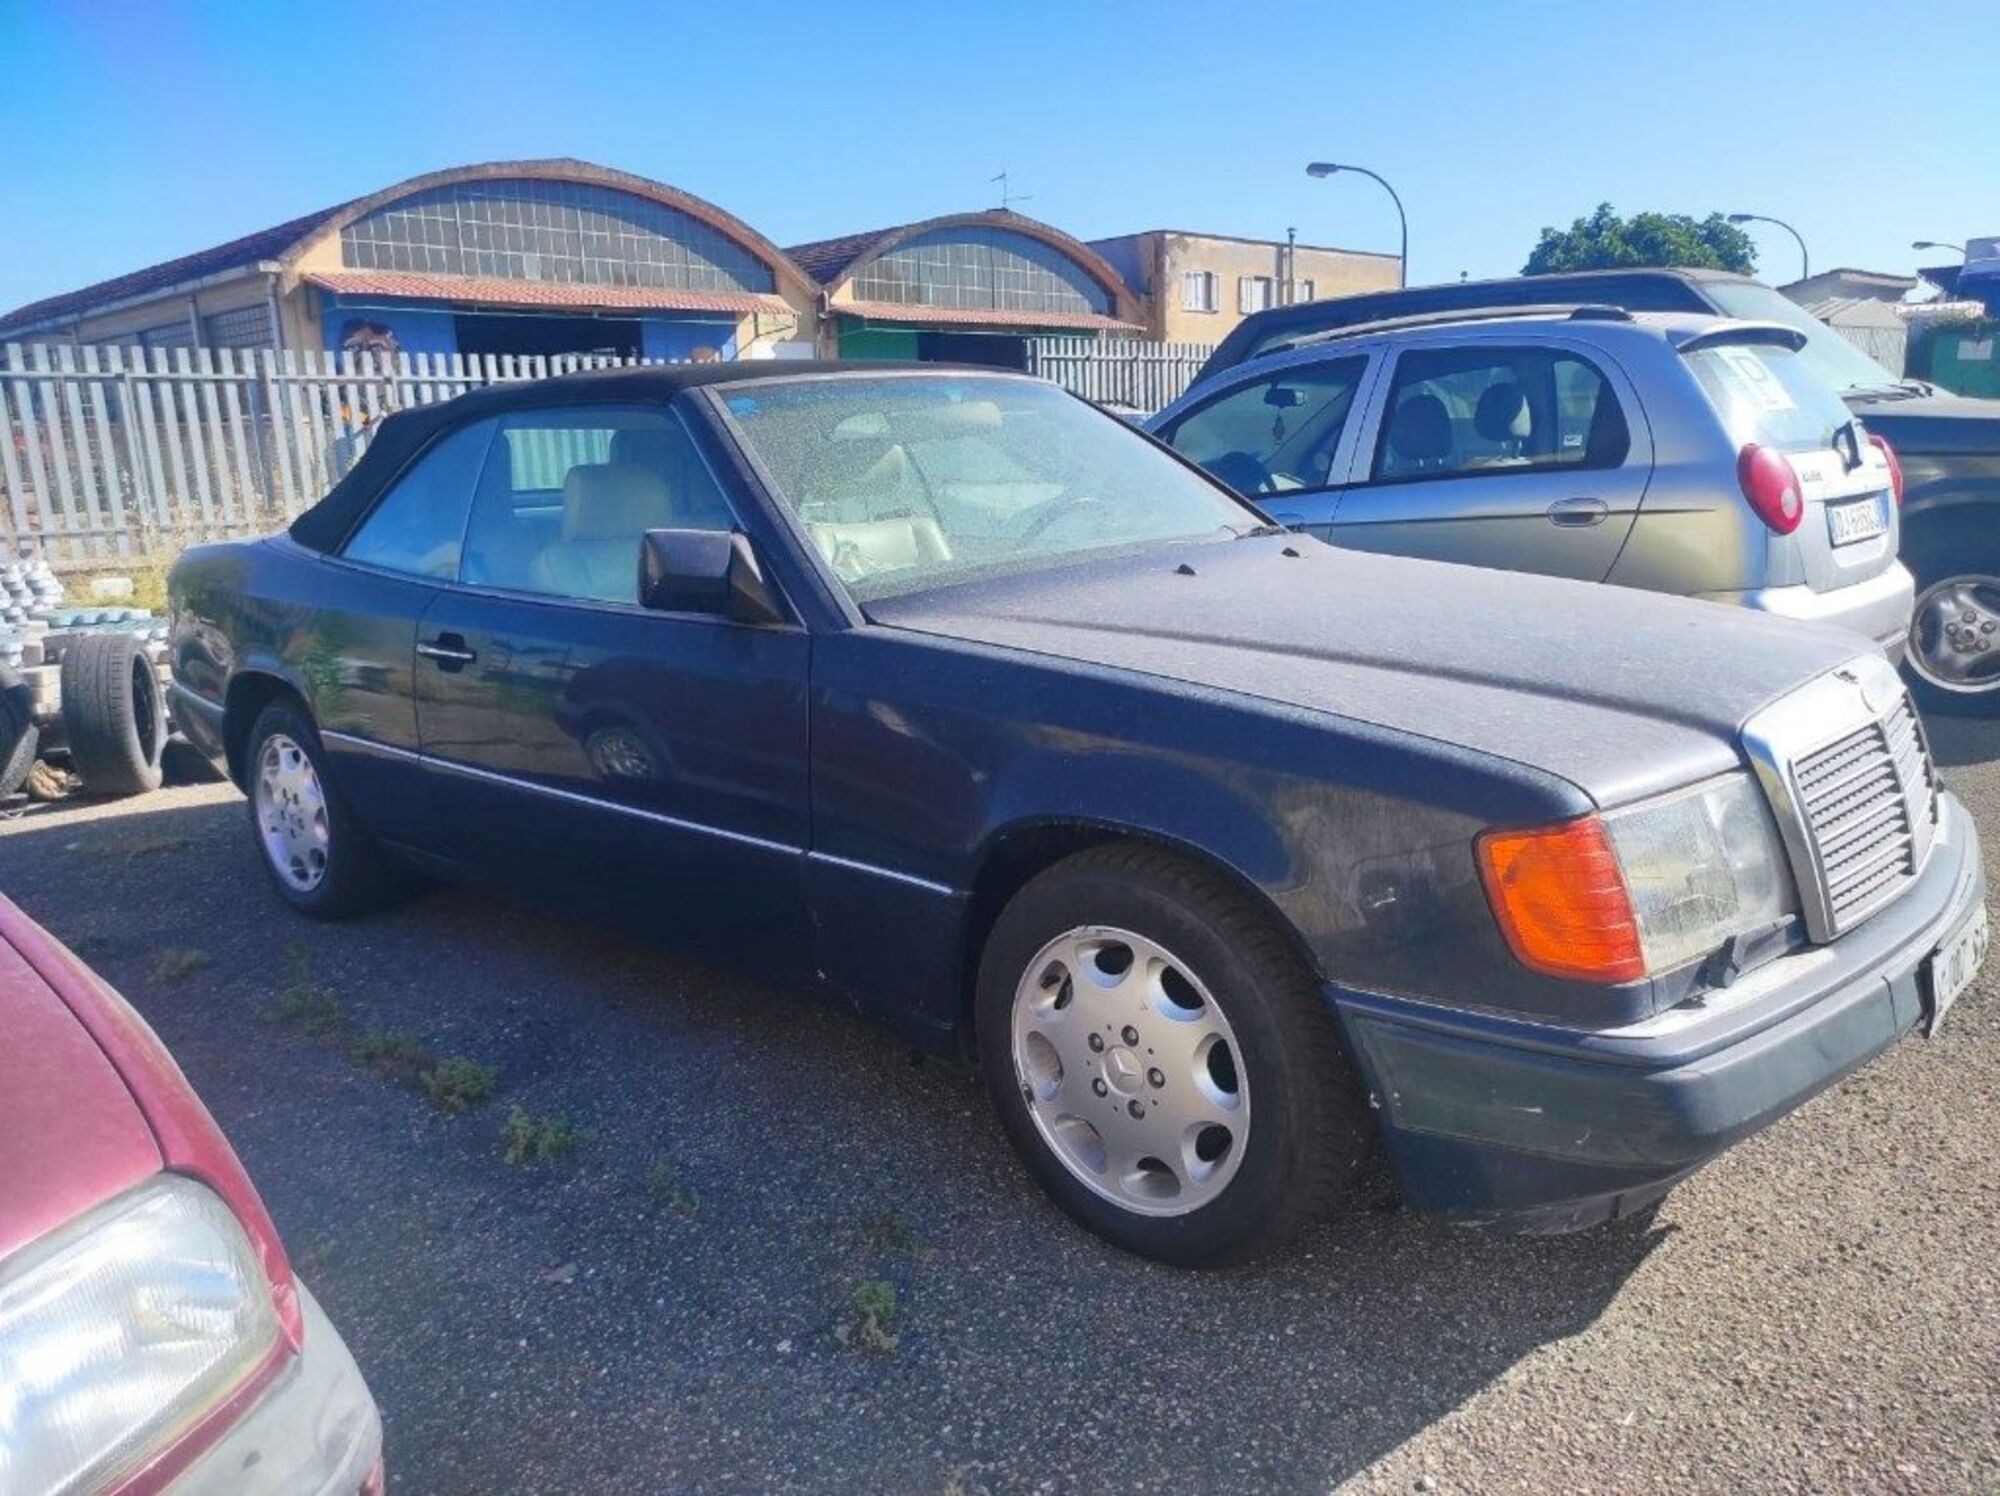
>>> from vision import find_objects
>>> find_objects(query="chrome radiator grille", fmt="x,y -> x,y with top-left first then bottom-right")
1794,693 -> 1937,930
1742,655 -> 1941,943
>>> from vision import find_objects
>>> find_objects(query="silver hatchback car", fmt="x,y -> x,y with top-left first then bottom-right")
1147,307 -> 1915,659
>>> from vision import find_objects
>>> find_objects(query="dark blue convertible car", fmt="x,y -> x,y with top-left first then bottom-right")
168,363 -> 1987,1264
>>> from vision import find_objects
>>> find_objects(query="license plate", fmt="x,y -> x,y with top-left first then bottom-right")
1827,494 -> 1888,546
1923,903 -> 1989,1036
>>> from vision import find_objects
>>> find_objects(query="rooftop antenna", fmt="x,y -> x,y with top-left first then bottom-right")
991,171 -> 1032,212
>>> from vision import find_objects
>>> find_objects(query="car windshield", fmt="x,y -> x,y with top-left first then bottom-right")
1702,281 -> 1907,395
715,374 -> 1263,601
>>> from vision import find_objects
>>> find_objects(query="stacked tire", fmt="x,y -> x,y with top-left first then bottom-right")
60,632 -> 167,797
0,665 -> 34,799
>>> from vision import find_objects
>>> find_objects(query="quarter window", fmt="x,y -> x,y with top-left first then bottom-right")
458,405 -> 737,605
341,418 -> 496,578
1157,357 -> 1369,495
1372,345 -> 1630,482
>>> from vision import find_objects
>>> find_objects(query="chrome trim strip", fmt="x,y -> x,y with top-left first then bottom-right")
317,729 -> 956,895
806,849 -> 957,898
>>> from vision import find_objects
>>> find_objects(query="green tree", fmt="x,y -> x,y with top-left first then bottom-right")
1523,203 -> 1758,276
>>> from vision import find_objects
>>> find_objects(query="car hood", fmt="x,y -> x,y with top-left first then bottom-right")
865,535 -> 1871,808
1848,388 -> 2000,456
0,911 -> 163,1260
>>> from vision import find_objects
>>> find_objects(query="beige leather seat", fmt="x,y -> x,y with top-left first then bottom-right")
807,515 -> 953,582
530,463 -> 673,602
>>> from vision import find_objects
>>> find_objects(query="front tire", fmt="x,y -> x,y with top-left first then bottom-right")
975,844 -> 1370,1266
245,699 -> 404,918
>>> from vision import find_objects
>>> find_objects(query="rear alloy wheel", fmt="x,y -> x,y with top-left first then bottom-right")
244,699 -> 405,919
977,844 -> 1370,1266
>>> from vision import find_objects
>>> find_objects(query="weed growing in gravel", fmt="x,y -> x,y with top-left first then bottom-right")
273,946 -> 346,1036
645,1158 -> 701,1217
503,1107 -> 583,1166
100,831 -> 190,860
422,1057 -> 500,1114
858,1208 -> 927,1255
149,947 -> 210,983
834,1279 -> 900,1354
348,1026 -> 429,1082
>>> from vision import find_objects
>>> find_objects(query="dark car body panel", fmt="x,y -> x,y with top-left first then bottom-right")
168,362 -> 1980,1230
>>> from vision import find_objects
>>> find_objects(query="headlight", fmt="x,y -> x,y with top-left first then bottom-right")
1602,774 -> 1796,973
1478,773 -> 1795,983
0,1176 -> 282,1496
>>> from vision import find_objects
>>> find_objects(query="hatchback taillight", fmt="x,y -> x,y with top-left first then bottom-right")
1737,443 -> 1804,535
1869,433 -> 1905,506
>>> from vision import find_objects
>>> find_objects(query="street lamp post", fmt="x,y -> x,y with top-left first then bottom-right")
1913,240 -> 1968,258
1727,212 -> 1809,282
1306,162 -> 1407,287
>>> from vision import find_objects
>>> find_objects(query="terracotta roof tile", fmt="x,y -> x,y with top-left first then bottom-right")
834,300 -> 1142,332
304,271 -> 792,317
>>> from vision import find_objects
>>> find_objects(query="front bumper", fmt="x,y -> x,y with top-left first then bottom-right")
1333,788 -> 1985,1230
169,1282 -> 383,1494
1700,561 -> 1916,664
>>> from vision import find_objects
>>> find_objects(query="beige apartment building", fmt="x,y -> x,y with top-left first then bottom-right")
1087,229 -> 1400,343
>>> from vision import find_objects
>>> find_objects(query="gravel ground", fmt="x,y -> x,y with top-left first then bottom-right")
3,725 -> 1997,1495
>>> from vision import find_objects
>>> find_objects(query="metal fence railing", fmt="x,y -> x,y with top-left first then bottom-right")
0,343 -> 668,566
1025,336 -> 1216,415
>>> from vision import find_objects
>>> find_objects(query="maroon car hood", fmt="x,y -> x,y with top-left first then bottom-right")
0,927 -> 161,1260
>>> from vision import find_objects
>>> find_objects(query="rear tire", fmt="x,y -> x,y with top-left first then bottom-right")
244,698 -> 405,919
1901,512 -> 2000,716
61,632 -> 167,797
975,844 -> 1371,1267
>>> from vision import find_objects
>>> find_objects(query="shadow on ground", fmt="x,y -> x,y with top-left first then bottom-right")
2,794 -> 1665,1493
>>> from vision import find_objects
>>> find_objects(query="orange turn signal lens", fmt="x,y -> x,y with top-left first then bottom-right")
1476,816 -> 1645,984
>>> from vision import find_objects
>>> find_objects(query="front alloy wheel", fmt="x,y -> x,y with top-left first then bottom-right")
1011,926 -> 1249,1215
977,844 -> 1370,1266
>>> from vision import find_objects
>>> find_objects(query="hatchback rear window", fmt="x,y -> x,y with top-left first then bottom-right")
1684,342 -> 1853,454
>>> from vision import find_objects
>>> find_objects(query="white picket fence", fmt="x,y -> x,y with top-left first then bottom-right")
0,343 -> 668,566
1026,336 -> 1216,415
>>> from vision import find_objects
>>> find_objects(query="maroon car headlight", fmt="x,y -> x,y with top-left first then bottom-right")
0,1176 -> 283,1495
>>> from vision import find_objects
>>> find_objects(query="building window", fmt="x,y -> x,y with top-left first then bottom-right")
1180,270 -> 1217,313
200,305 -> 273,350
339,177 -> 775,295
847,227 -> 1111,316
1239,276 -> 1274,315
1293,279 -> 1316,305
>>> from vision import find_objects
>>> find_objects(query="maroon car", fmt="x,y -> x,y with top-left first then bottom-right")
0,894 -> 381,1493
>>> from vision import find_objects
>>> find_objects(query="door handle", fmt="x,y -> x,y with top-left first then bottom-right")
417,633 -> 477,671
1547,497 -> 1609,528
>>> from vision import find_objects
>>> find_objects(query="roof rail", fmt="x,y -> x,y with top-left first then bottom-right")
1266,302 -> 1635,356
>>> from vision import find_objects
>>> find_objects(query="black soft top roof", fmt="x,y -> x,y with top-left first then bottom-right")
286,360 -> 947,552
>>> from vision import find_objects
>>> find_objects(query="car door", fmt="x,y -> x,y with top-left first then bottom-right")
1329,339 -> 1651,581
1151,354 -> 1375,532
316,414 -> 499,855
411,400 -> 814,987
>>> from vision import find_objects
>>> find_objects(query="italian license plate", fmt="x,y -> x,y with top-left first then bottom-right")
1827,494 -> 1888,546
1923,903 -> 1989,1036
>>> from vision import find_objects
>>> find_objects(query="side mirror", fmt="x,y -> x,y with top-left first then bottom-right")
638,529 -> 785,625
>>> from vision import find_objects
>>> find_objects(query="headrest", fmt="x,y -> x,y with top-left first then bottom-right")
1586,386 -> 1631,466
563,463 -> 671,542
609,426 -> 689,478
802,439 -> 911,499
1388,394 -> 1452,462
1473,382 -> 1532,443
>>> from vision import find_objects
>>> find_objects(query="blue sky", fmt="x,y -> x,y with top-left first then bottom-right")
2,0 -> 1994,313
